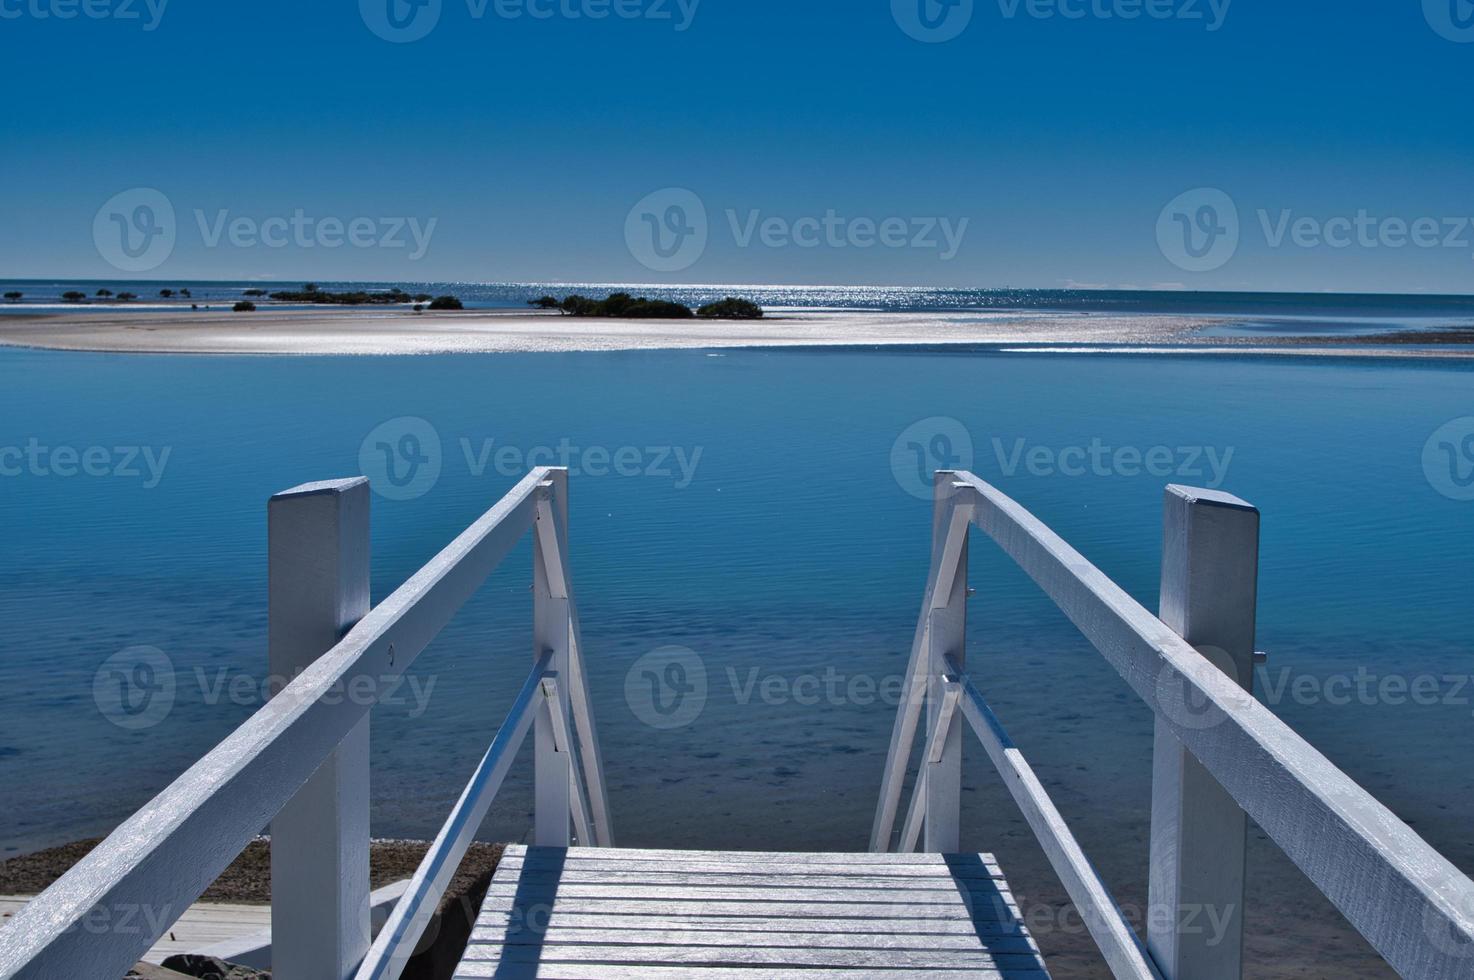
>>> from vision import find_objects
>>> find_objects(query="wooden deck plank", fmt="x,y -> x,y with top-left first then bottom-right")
455,966 -> 1047,980
459,942 -> 1049,969
471,927 -> 1040,952
470,911 -> 1031,935
455,848 -> 1050,979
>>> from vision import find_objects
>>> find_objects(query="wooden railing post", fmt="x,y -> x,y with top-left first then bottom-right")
924,472 -> 969,853
1148,485 -> 1259,979
268,479 -> 373,980
533,470 -> 573,846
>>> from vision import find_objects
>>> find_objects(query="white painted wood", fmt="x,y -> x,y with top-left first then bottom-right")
470,912 -> 1025,936
532,488 -> 613,848
456,847 -> 1050,979
540,679 -> 595,846
353,654 -> 550,980
951,661 -> 1162,980
533,478 -> 573,848
454,966 -> 1044,980
899,678 -> 960,854
949,472 -> 1474,978
193,879 -> 410,970
870,475 -> 971,852
565,624 -> 614,847
898,763 -> 928,854
0,470 -> 549,979
498,845 -> 995,864
268,478 -> 372,980
459,943 -> 1045,969
475,927 -> 1040,952
496,854 -> 1006,878
1148,486 -> 1258,980
926,475 -> 969,854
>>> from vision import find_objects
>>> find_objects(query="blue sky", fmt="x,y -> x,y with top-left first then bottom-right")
1,0 -> 1471,291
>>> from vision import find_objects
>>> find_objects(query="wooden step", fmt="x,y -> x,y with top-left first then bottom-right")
454,846 -> 1051,978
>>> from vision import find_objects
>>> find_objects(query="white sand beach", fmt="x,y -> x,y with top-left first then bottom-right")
1,308 -> 1470,358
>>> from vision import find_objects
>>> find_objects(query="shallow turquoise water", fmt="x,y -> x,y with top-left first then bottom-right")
0,346 -> 1470,970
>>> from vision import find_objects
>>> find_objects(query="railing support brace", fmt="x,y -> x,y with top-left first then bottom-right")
534,473 -> 573,846
1148,486 -> 1259,980
925,473 -> 969,853
268,479 -> 373,980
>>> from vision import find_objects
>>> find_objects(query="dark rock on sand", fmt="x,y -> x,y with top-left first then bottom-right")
124,964 -> 195,980
159,955 -> 268,979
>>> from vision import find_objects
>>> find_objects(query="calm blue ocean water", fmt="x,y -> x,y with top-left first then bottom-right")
0,344 -> 1470,973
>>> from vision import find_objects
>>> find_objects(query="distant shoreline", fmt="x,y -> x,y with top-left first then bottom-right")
0,308 -> 1472,358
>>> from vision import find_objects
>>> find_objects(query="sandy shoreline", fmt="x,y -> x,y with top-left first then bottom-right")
2,308 -> 1472,358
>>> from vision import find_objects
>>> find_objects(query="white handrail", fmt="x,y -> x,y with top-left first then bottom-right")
534,492 -> 614,847
874,471 -> 1474,980
354,652 -> 553,980
0,468 -> 615,980
870,483 -> 973,852
951,661 -> 1162,980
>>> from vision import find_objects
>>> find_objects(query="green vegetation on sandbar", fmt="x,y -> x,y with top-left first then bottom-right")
117,292 -> 137,302
62,291 -> 87,303
268,284 -> 419,305
696,297 -> 764,320
234,301 -> 256,312
96,289 -> 113,298
4,291 -> 23,302
261,284 -> 452,307
528,292 -> 765,320
428,295 -> 464,310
